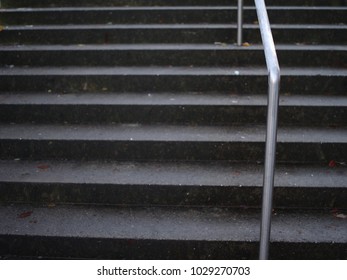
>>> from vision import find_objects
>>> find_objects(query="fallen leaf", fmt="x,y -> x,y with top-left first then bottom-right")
47,203 -> 56,208
328,160 -> 337,167
0,25 -> 4,32
37,164 -> 50,170
242,42 -> 251,47
18,211 -> 33,219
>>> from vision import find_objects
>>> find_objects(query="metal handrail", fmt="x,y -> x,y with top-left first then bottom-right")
237,0 -> 281,260
237,0 -> 244,46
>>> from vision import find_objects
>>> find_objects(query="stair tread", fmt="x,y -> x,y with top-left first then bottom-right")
1,92 -> 347,107
0,159 -> 346,188
0,66 -> 267,76
1,66 -> 347,76
1,0 -> 341,8
1,123 -> 346,143
3,6 -> 347,11
3,23 -> 347,29
0,204 -> 346,243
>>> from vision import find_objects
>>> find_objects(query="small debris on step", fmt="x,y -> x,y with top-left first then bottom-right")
37,164 -> 50,170
18,211 -> 33,219
335,213 -> 347,219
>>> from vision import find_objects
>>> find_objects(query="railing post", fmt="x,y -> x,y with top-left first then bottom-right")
237,0 -> 243,46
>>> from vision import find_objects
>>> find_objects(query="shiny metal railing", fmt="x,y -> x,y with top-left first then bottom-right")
237,0 -> 281,260
237,0 -> 244,46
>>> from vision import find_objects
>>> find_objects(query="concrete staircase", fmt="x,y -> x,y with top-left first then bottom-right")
0,0 -> 346,259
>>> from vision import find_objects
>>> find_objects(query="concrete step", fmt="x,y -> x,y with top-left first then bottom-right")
0,66 -> 346,95
0,159 -> 346,208
2,0 -> 345,8
1,24 -> 346,45
1,123 -> 346,162
0,93 -> 346,126
0,204 -> 346,259
1,7 -> 346,25
1,44 -> 346,68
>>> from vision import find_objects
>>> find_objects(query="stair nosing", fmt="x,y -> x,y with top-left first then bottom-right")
1,43 -> 346,51
2,6 -> 347,12
3,23 -> 347,30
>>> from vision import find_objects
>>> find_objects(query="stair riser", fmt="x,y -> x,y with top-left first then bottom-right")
2,49 -> 346,68
0,75 -> 345,95
0,235 -> 345,260
0,182 -> 346,209
1,140 -> 346,162
2,0 -> 344,8
1,49 -> 267,67
2,9 -> 346,25
1,28 -> 345,44
0,105 -> 346,126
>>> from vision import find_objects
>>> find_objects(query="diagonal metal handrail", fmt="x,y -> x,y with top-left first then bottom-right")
237,0 -> 281,260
